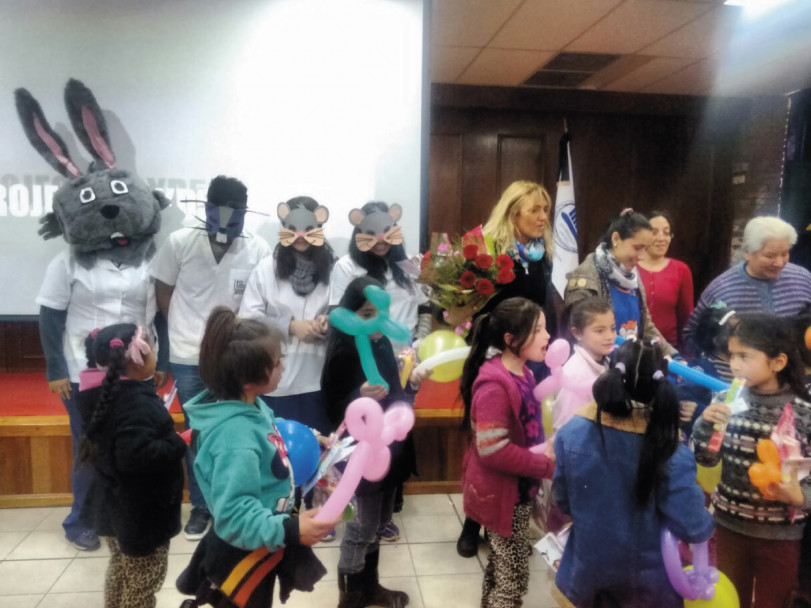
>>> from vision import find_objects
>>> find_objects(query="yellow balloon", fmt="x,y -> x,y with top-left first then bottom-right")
542,396 -> 555,439
696,462 -> 722,494
418,330 -> 467,383
683,571 -> 739,608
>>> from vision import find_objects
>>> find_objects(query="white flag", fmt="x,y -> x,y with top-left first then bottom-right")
551,133 -> 578,298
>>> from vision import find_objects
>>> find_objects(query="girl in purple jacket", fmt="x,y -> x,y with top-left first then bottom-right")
460,297 -> 556,608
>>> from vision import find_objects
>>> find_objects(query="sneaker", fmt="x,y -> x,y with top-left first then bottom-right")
184,507 -> 211,540
70,530 -> 100,551
378,520 -> 400,542
322,528 -> 336,542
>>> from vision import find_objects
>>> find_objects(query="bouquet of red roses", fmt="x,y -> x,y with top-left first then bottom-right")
417,226 -> 516,319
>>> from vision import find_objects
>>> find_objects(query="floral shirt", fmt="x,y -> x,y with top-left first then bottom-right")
514,369 -> 543,502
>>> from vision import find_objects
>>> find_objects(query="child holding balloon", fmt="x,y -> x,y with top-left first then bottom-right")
460,296 -> 556,608
321,276 -> 431,608
176,307 -> 336,608
693,313 -> 811,608
553,338 -> 714,608
552,297 -> 616,431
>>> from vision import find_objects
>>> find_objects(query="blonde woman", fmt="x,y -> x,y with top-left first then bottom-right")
456,180 -> 561,558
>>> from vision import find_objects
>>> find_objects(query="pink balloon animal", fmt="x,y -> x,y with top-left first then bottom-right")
314,398 -> 415,522
533,339 -> 571,402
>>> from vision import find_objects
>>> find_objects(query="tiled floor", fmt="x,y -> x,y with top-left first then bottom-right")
0,494 -> 559,608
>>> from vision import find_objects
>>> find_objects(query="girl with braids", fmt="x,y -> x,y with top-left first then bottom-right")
552,339 -> 713,608
77,324 -> 186,608
460,297 -> 556,608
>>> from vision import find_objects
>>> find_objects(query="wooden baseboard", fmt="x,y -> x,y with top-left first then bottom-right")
404,481 -> 461,494
0,493 -> 74,508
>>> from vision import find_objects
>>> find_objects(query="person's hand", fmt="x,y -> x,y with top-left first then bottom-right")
297,509 -> 340,546
444,302 -> 478,329
360,382 -> 389,401
409,366 -> 433,389
290,319 -> 320,342
763,468 -> 805,506
679,401 -> 697,423
48,378 -> 72,400
546,436 -> 556,464
314,315 -> 329,336
702,402 -> 730,425
154,371 -> 169,389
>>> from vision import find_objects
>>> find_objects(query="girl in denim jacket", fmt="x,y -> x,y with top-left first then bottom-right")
553,339 -> 714,608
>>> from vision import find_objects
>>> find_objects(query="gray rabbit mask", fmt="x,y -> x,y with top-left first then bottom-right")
14,79 -> 169,268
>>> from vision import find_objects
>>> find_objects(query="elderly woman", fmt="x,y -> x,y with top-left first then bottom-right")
638,211 -> 694,351
564,209 -> 676,356
683,216 -> 811,352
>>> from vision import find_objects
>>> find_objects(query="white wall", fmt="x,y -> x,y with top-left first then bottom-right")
0,0 -> 424,315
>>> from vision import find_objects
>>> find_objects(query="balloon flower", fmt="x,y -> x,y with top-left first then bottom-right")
329,285 -> 412,391
661,528 -> 739,607
314,398 -> 414,522
748,438 -> 782,497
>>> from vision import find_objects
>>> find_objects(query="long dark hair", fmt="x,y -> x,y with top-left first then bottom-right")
199,307 -> 284,401
275,196 -> 335,285
592,339 -> 680,505
692,305 -> 736,358
460,297 -> 542,428
599,210 -> 652,249
729,312 -> 811,400
348,201 -> 412,291
324,275 -> 384,354
79,323 -> 139,463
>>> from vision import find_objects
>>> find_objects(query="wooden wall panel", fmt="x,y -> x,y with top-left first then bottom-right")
428,134 -> 463,236
0,321 -> 44,372
498,136 -> 546,193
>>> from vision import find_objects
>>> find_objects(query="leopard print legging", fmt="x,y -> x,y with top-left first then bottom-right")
105,537 -> 169,608
481,502 -> 532,608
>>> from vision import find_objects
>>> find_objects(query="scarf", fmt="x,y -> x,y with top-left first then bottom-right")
290,253 -> 317,296
514,238 -> 545,270
594,243 -> 638,291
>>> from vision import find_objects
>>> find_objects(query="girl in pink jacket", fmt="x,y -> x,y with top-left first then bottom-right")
460,297 -> 556,608
553,297 -> 616,432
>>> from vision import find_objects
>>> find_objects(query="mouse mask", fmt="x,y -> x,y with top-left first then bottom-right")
14,79 -> 170,268
349,203 -> 403,252
204,176 -> 248,243
277,200 -> 329,247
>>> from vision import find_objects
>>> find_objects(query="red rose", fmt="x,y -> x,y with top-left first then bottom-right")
459,271 -> 476,289
475,254 -> 493,270
496,254 -> 513,269
475,278 -> 495,295
462,244 -> 479,261
497,269 -> 516,284
420,251 -> 431,269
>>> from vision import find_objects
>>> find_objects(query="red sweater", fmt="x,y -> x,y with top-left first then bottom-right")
638,258 -> 694,351
461,358 -> 554,537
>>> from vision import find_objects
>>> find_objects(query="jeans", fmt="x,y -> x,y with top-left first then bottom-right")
62,382 -> 95,540
337,486 -> 396,575
171,363 -> 208,511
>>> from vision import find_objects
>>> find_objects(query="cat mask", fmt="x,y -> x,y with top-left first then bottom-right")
278,200 -> 329,247
349,203 -> 403,252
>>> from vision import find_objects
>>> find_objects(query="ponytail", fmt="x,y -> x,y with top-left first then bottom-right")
635,378 -> 679,504
460,314 -> 492,428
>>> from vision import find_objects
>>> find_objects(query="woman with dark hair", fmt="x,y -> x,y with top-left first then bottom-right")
564,209 -> 676,355
328,201 -> 430,353
239,196 -> 335,435
637,210 -> 694,351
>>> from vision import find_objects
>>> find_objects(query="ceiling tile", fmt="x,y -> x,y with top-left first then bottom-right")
431,45 -> 481,82
566,0 -> 712,54
488,0 -> 622,51
641,57 -> 716,94
457,49 -> 556,86
431,0 -> 523,47
601,56 -> 696,91
641,5 -> 742,58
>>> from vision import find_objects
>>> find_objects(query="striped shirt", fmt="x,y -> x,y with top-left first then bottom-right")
684,262 -> 811,351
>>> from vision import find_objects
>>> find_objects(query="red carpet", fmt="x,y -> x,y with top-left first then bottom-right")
0,372 -> 181,417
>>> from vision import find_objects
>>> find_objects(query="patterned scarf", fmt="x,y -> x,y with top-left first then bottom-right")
594,243 -> 638,291
514,238 -> 545,270
290,253 -> 317,296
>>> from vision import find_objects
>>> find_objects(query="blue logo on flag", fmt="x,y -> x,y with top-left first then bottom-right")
554,200 -> 577,253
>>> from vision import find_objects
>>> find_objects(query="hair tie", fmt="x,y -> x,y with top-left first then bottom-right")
89,327 -> 101,339
620,207 -> 634,216
614,362 -> 626,375
652,370 -> 664,381
719,310 -> 736,326
109,338 -> 125,349
650,337 -> 660,346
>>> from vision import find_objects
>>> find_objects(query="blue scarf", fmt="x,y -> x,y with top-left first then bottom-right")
515,238 -> 545,269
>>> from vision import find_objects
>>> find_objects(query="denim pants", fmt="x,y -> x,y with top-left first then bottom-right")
337,486 -> 396,574
62,382 -> 95,540
171,363 -> 208,511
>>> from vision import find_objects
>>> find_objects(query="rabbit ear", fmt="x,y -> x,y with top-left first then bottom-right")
14,88 -> 82,178
64,79 -> 116,169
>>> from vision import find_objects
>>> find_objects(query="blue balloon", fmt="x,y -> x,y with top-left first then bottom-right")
275,419 -> 320,487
